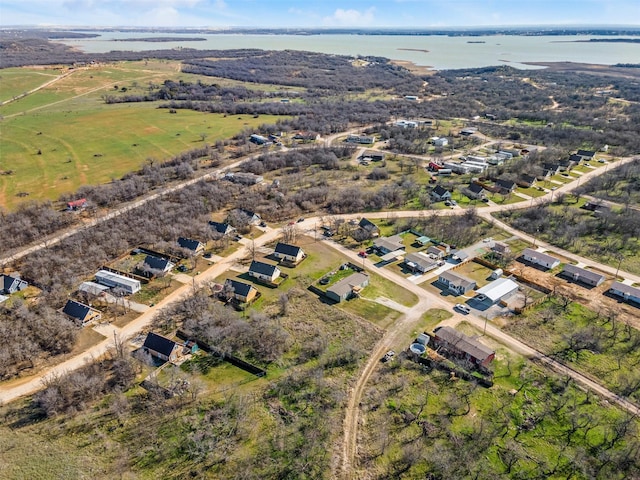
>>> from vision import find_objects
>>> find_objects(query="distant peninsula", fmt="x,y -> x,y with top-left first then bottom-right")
397,48 -> 429,53
113,37 -> 206,42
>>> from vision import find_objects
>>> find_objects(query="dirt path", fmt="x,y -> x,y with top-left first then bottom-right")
0,68 -> 77,107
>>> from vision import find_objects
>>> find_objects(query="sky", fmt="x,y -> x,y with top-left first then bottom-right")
1,0 -> 639,28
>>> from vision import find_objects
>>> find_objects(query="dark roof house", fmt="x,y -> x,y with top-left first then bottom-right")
62,299 -> 102,326
431,185 -> 452,201
577,149 -> 596,159
223,278 -> 258,304
359,218 -> 380,236
143,255 -> 174,274
495,179 -> 516,194
142,332 -> 181,363
209,221 -> 236,236
248,260 -> 281,283
0,274 -> 28,295
178,237 -> 205,254
273,242 -> 305,263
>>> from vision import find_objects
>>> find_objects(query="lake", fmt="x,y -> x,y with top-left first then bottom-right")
58,32 -> 639,70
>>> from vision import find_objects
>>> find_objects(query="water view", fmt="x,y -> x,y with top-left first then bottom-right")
59,32 -> 640,70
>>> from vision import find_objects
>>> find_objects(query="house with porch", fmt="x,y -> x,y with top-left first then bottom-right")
326,272 -> 369,303
432,326 -> 495,367
431,185 -> 452,202
608,282 -> 640,305
0,274 -> 28,295
561,265 -> 605,287
403,252 -> 439,274
178,237 -> 205,255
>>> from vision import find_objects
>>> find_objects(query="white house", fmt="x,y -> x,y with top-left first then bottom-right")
273,243 -> 305,264
474,278 -> 519,304
248,260 -> 281,283
609,282 -> 640,305
521,248 -> 560,270
95,270 -> 141,294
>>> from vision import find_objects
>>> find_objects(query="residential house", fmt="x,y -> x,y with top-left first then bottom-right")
273,242 -> 306,264
466,183 -> 487,200
0,274 -> 28,295
542,163 -> 561,176
224,278 -> 258,304
249,134 -> 269,145
608,282 -> 640,305
460,127 -> 477,136
431,185 -> 452,202
561,265 -> 605,287
518,174 -> 537,188
521,248 -> 560,270
492,241 -> 511,256
248,260 -> 281,283
427,245 -> 447,259
404,95 -> 419,101
438,271 -> 477,295
143,255 -> 174,274
225,172 -> 264,185
326,272 -> 369,303
433,137 -> 449,147
577,149 -> 596,160
209,221 -> 237,236
474,278 -> 519,304
346,134 -> 375,145
142,332 -> 181,363
558,157 -> 576,171
495,179 -> 517,194
451,250 -> 469,263
373,235 -> 405,255
95,270 -> 141,294
178,237 -> 205,255
358,218 -> 380,237
238,209 -> 261,225
432,326 -> 495,367
569,153 -> 584,165
62,299 -> 102,326
78,281 -> 110,297
293,131 -> 320,142
403,252 -> 439,274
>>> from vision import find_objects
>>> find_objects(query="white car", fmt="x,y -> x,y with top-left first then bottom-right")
455,303 -> 471,314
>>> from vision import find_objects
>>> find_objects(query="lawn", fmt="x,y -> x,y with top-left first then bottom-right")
0,105 -> 281,208
0,61 -> 291,210
0,67 -> 61,103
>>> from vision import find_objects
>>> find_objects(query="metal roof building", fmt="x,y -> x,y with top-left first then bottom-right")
475,278 -> 519,304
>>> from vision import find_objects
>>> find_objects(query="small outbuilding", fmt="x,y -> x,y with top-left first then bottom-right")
474,278 -> 519,304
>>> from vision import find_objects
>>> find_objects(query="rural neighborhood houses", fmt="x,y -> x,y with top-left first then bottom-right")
521,248 -> 561,270
210,221 -> 237,236
142,255 -> 174,275
373,235 -> 405,256
62,299 -> 102,326
358,218 -> 380,237
403,252 -> 439,274
248,260 -> 282,283
432,326 -> 495,367
431,185 -> 452,202
326,272 -> 369,303
438,271 -> 477,295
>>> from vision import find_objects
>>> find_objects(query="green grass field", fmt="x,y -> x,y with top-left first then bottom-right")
0,61 -> 289,210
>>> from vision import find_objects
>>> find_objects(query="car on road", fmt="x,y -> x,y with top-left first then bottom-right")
297,217 -> 305,223
455,303 -> 471,314
381,350 -> 395,362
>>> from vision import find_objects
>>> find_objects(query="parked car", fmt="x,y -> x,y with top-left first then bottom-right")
444,200 -> 451,206
381,350 -> 395,362
259,221 -> 267,227
297,217 -> 305,223
455,303 -> 471,314
358,251 -> 368,258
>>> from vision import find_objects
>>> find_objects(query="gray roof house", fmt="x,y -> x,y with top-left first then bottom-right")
248,260 -> 281,283
521,248 -> 561,270
561,265 -> 605,287
438,271 -> 476,295
403,252 -> 439,274
373,235 -> 405,255
0,274 -> 28,295
608,282 -> 640,305
326,272 -> 369,303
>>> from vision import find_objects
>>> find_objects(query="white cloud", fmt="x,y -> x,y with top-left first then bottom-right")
323,7 -> 376,26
